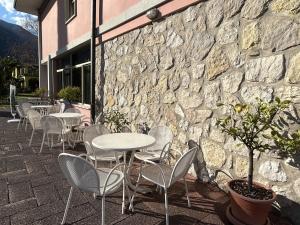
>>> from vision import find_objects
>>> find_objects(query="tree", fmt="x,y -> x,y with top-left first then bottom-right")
21,15 -> 38,36
0,56 -> 20,95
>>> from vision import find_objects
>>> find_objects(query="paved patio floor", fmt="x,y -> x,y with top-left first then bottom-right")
0,110 -> 293,225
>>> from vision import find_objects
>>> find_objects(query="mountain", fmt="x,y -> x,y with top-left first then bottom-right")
0,19 -> 38,64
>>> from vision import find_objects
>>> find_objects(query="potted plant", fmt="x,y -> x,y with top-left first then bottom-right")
217,97 -> 300,225
57,86 -> 81,104
103,109 -> 130,133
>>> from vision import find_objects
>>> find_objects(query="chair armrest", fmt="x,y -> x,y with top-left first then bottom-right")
78,153 -> 94,164
102,162 -> 126,195
140,159 -> 167,188
159,142 -> 172,163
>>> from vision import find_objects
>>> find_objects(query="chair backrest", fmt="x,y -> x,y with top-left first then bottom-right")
83,124 -> 110,144
16,105 -> 25,118
147,126 -> 173,152
60,102 -> 66,113
41,116 -> 64,134
47,105 -> 61,114
65,108 -> 81,113
58,153 -> 100,193
169,146 -> 198,186
27,109 -> 42,129
21,102 -> 33,115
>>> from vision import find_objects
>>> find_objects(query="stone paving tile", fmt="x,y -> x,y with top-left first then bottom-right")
10,200 -> 65,225
0,197 -> 37,218
6,159 -> 25,172
0,217 -> 10,225
8,181 -> 33,203
0,179 -> 8,206
33,183 -> 60,206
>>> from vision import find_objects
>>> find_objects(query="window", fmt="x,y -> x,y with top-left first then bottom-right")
64,0 -> 77,23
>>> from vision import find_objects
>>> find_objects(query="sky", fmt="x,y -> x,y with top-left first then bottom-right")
0,0 -> 36,26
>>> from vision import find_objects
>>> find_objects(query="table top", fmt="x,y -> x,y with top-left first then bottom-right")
31,105 -> 53,108
92,133 -> 156,152
49,113 -> 82,118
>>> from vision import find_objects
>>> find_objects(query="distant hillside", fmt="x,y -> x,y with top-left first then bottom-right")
0,19 -> 38,64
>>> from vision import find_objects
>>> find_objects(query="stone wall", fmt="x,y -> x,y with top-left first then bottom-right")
96,0 -> 300,222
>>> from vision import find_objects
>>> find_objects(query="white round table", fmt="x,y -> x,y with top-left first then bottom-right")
92,133 -> 156,212
92,133 -> 155,152
49,113 -> 82,118
31,105 -> 53,109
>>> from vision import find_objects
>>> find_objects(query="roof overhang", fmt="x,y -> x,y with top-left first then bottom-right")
14,0 -> 45,16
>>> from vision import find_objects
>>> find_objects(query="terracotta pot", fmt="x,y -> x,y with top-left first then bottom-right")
227,179 -> 276,225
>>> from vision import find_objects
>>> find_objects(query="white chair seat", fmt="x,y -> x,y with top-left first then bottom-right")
90,153 -> 122,162
134,151 -> 161,161
97,168 -> 124,195
141,164 -> 173,187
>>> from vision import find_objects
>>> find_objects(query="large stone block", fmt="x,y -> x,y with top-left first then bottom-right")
217,19 -> 239,45
245,55 -> 284,83
204,80 -> 221,109
270,0 -> 300,15
258,161 -> 287,182
177,89 -> 203,109
276,86 -> 300,103
240,85 -> 274,103
294,178 -> 300,197
224,0 -> 245,18
261,16 -> 300,51
241,21 -> 260,49
235,157 -> 249,178
286,52 -> 300,84
221,70 -> 244,94
201,139 -> 226,168
241,0 -> 270,19
205,0 -> 224,28
206,47 -> 230,81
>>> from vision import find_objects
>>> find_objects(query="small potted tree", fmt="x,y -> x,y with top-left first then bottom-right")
217,97 -> 300,225
57,86 -> 81,104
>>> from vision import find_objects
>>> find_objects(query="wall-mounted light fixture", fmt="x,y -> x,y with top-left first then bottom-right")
146,8 -> 161,20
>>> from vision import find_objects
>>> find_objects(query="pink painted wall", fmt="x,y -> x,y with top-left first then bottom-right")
40,0 -> 92,60
102,0 -> 141,22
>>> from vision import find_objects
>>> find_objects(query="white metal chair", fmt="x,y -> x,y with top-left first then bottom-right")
16,105 -> 26,130
134,126 -> 173,162
21,102 -> 33,131
129,146 -> 198,225
40,116 -> 71,153
58,153 -> 125,225
83,124 -> 122,168
27,109 -> 43,146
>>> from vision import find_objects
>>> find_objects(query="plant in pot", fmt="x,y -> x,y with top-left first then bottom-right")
217,97 -> 300,225
103,109 -> 130,133
57,86 -> 81,104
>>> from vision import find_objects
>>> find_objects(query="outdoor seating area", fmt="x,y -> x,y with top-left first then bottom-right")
0,108 -> 293,225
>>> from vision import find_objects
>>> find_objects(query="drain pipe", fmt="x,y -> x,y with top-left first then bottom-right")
90,0 -> 96,122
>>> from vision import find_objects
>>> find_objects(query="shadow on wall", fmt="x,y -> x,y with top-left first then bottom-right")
57,0 -> 68,50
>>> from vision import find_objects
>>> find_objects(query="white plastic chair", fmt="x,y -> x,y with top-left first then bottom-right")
58,153 -> 125,225
134,126 -> 173,162
27,110 -> 43,146
16,105 -> 26,130
40,116 -> 71,153
21,102 -> 33,131
129,146 -> 198,225
83,124 -> 122,168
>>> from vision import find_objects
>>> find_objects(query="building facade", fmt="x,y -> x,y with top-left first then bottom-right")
15,0 -> 300,223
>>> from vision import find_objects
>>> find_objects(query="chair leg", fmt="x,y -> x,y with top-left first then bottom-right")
29,129 -> 35,146
25,119 -> 28,131
17,118 -> 22,130
129,172 -> 141,212
101,196 -> 105,225
39,133 -> 46,153
61,187 -> 74,225
121,152 -> 126,214
62,135 -> 65,153
164,188 -> 169,225
184,178 -> 191,207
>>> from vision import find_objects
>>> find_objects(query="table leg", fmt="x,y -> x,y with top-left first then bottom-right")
125,150 -> 152,194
